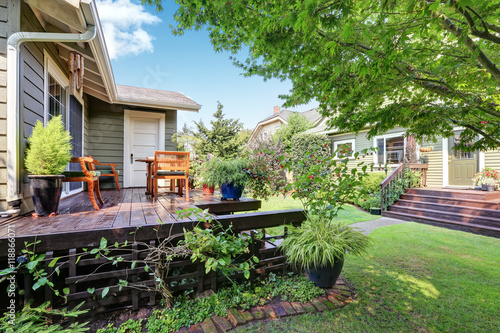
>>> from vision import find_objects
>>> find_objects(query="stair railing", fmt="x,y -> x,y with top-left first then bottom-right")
380,163 -> 429,211
381,164 -> 404,211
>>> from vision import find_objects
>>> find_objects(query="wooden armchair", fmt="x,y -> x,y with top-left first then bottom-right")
62,157 -> 104,210
153,151 -> 190,199
89,155 -> 120,190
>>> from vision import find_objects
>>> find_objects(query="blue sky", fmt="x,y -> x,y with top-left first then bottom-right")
96,0 -> 318,131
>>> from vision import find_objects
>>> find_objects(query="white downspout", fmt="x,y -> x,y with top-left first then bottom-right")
6,25 -> 96,206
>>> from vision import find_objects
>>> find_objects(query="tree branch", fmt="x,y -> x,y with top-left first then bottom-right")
434,10 -> 500,82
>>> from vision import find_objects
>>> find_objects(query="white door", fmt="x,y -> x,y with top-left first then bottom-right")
124,110 -> 165,188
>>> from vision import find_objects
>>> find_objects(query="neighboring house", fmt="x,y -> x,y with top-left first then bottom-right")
0,0 -> 201,213
307,118 -> 500,188
248,106 -> 321,147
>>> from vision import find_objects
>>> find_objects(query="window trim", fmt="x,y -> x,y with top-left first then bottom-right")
372,132 -> 406,167
44,51 -> 70,125
333,139 -> 355,159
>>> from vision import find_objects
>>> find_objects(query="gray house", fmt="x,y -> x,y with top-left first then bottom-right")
0,0 -> 201,213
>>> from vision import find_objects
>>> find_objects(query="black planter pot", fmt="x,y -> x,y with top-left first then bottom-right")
29,175 -> 65,216
306,257 -> 344,288
220,182 -> 244,201
370,208 -> 381,215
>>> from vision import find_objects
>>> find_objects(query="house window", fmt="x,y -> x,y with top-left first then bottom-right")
47,75 -> 67,122
375,134 -> 405,165
333,139 -> 355,159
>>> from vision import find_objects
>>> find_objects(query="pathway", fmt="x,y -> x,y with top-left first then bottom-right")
351,217 -> 407,235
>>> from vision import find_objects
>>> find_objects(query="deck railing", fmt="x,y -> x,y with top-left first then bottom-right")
380,163 -> 428,211
1,209 -> 305,314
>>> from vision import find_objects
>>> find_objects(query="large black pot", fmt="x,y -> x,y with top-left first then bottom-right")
220,182 -> 244,201
306,257 -> 344,288
28,175 -> 65,216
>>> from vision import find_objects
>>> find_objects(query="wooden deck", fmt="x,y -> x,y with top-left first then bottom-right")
0,188 -> 261,239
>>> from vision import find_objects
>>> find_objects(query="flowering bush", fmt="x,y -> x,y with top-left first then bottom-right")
245,149 -> 286,200
473,167 -> 500,186
282,147 -> 377,219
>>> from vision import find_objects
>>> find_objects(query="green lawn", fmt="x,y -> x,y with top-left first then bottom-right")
257,195 -> 378,236
235,223 -> 500,332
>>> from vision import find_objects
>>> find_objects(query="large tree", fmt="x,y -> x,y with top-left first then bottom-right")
192,101 -> 245,158
144,0 -> 500,151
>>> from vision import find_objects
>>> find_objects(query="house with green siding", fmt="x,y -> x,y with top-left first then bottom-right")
0,0 -> 201,213
307,117 -> 500,188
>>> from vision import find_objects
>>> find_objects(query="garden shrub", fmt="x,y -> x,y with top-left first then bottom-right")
289,133 -> 331,178
360,172 -> 387,194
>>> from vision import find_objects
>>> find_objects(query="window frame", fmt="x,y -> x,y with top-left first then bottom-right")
333,139 -> 356,159
372,132 -> 406,167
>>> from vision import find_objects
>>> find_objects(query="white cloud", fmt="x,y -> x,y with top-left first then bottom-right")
95,0 -> 161,59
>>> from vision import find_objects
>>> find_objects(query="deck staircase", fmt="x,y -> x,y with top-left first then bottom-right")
382,188 -> 500,237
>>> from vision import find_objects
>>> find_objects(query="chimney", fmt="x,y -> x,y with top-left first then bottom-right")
273,106 -> 280,114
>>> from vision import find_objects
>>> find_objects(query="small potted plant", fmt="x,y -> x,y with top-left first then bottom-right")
197,154 -> 217,195
473,168 -> 500,191
280,213 -> 370,288
25,115 -> 72,216
203,158 -> 248,200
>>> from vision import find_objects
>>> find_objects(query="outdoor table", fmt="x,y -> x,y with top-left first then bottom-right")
135,158 -> 154,195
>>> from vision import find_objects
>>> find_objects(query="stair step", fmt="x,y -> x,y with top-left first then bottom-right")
400,194 -> 499,210
388,206 -> 500,228
382,211 -> 500,234
406,188 -> 500,201
394,200 -> 500,218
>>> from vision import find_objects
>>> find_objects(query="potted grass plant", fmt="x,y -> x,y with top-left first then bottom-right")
203,158 -> 248,200
25,115 -> 72,216
280,214 -> 370,288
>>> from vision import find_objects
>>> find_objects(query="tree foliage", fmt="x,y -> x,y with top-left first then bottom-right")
274,113 -> 313,151
192,101 -> 245,159
144,0 -> 500,151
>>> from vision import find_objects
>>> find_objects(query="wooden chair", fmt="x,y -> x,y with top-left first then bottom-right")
152,151 -> 190,199
89,155 -> 120,190
62,157 -> 104,210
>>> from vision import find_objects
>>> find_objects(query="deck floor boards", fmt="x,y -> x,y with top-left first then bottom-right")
0,188 -> 261,238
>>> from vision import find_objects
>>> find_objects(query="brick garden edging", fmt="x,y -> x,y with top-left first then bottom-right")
174,278 -> 354,332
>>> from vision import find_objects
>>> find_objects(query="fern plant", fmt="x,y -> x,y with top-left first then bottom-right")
25,115 -> 72,175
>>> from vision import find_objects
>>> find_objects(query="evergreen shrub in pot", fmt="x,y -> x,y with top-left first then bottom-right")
203,158 -> 248,200
25,115 -> 72,216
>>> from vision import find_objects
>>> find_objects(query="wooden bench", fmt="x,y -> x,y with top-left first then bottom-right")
89,155 -> 120,190
62,157 -> 104,211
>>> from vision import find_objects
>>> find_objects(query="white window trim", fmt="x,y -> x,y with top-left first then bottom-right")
44,50 -> 69,125
123,110 -> 166,188
373,132 -> 406,167
333,139 -> 355,159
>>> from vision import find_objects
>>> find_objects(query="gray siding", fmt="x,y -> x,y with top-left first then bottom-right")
86,97 -> 124,189
18,3 -> 69,212
85,96 -> 177,189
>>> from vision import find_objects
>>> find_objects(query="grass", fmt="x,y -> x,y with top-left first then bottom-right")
235,223 -> 500,332
257,195 -> 378,236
